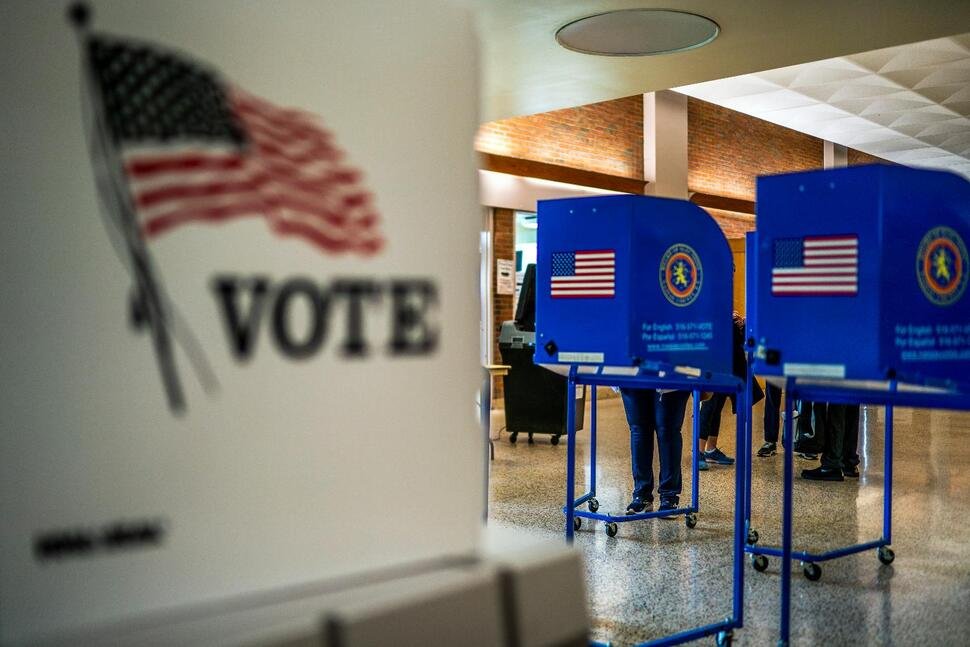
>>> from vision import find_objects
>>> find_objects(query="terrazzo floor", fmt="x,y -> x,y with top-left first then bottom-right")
487,393 -> 970,646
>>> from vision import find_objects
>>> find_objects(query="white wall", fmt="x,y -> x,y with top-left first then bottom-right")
479,170 -> 622,212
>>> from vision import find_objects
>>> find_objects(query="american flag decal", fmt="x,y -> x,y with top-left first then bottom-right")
551,250 -> 615,298
772,235 -> 858,296
87,37 -> 383,255
78,30 -> 385,414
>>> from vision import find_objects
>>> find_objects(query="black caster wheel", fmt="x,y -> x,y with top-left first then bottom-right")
588,498 -> 600,513
802,562 -> 822,581
550,435 -> 560,446
716,630 -> 733,646
747,529 -> 760,545
573,517 -> 582,531
878,546 -> 895,565
527,433 -> 534,444
509,432 -> 518,444
685,512 -> 698,529
605,522 -> 618,538
752,554 -> 769,572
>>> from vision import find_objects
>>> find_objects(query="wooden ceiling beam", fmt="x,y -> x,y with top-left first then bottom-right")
689,192 -> 756,215
479,152 -> 646,195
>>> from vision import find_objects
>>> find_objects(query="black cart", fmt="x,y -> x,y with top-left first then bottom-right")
498,265 -> 585,445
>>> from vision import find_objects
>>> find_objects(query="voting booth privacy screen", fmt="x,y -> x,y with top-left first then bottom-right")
534,195 -> 733,376
0,2 -> 481,643
750,165 -> 970,387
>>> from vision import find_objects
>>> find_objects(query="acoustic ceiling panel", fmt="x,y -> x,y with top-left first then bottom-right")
677,33 -> 970,179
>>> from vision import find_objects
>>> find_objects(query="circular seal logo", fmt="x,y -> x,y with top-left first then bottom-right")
659,244 -> 703,307
916,226 -> 968,306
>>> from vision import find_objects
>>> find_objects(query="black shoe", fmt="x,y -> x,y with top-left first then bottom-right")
626,498 -> 654,515
757,442 -> 777,457
842,465 -> 860,478
658,498 -> 679,519
796,452 -> 819,461
793,441 -> 820,454
801,466 -> 844,481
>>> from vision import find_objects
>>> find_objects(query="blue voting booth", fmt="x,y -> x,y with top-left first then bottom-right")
745,164 -> 970,646
535,194 -> 732,375
536,194 -> 744,647
751,164 -> 970,385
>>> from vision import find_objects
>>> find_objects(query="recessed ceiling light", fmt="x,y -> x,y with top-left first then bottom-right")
556,9 -> 720,57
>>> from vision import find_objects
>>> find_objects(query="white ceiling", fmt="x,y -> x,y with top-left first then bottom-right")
475,1 -> 970,122
676,34 -> 970,180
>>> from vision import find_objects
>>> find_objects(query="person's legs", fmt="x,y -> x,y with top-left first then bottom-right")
698,394 -> 724,447
620,388 -> 656,504
842,405 -> 861,475
701,393 -> 735,464
655,390 -> 689,505
795,399 -> 814,445
812,401 -> 829,453
691,393 -> 724,471
758,383 -> 782,457
795,400 -> 826,455
697,394 -> 727,468
803,403 -> 844,480
763,383 -> 782,443
820,404 -> 846,470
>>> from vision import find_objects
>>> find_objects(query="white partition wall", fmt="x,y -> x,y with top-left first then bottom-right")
0,1 -> 482,643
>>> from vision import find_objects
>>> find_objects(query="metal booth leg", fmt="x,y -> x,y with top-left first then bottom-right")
885,402 -> 893,544
565,368 -> 578,542
691,389 -> 700,513
733,384 -> 746,628
880,388 -> 896,566
744,365 -> 755,538
590,385 -> 598,501
779,379 -> 796,646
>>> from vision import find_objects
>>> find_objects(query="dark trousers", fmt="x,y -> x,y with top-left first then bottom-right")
764,383 -> 782,443
821,404 -> 861,470
620,389 -> 689,502
796,400 -> 827,453
698,393 -> 727,440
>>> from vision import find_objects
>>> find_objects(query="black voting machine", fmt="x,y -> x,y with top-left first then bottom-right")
499,264 -> 586,445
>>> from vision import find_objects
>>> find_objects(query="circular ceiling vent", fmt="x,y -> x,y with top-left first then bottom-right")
556,9 -> 719,57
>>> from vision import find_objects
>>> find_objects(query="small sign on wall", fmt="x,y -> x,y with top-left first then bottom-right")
497,258 -> 515,295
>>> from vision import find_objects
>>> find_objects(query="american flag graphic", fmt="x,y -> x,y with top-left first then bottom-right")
551,250 -> 615,298
87,37 -> 382,254
772,235 -> 858,296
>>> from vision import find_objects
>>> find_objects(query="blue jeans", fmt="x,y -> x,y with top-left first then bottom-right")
620,389 -> 689,503
796,400 -> 827,453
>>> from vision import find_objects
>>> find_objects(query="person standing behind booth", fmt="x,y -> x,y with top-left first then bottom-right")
758,382 -> 783,457
698,312 -> 763,469
620,389 -> 691,518
794,400 -> 827,460
802,404 -> 861,481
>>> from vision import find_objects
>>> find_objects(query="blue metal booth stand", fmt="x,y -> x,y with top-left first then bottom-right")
743,165 -> 970,646
535,194 -> 746,647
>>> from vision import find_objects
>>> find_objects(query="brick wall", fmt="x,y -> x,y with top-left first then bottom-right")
479,96 -> 889,210
706,208 -> 756,239
476,95 -> 643,180
481,97 -> 889,391
492,208 -> 514,401
848,148 -> 892,166
688,97 -> 824,201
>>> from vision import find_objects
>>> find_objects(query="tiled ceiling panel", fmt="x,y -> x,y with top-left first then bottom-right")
676,33 -> 970,179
